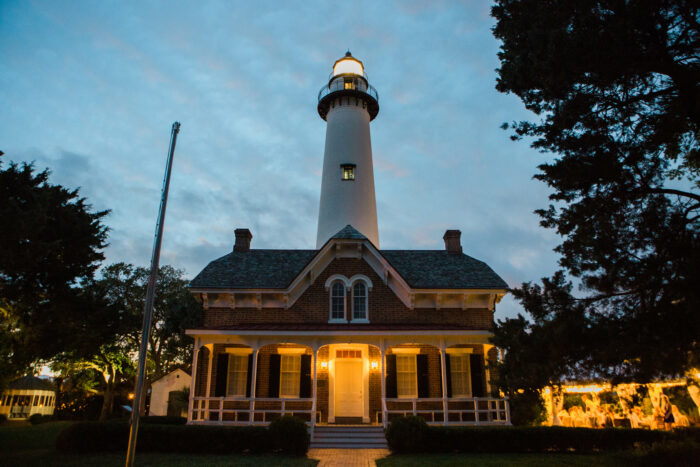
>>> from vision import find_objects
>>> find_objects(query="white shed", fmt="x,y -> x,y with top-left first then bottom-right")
149,369 -> 190,417
0,376 -> 56,420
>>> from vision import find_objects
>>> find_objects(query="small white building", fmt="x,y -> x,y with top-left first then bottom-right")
149,369 -> 191,417
0,376 -> 56,420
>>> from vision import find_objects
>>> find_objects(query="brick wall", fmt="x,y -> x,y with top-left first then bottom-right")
203,258 -> 494,329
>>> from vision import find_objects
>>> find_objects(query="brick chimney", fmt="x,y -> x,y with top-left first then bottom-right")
233,228 -> 252,252
443,229 -> 462,254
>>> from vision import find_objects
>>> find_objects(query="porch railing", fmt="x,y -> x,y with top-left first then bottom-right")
190,397 -> 315,425
382,397 -> 510,426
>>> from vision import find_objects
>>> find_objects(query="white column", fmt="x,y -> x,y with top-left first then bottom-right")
440,341 -> 448,426
311,347 -> 318,436
204,345 -> 214,420
380,340 -> 386,428
187,341 -> 200,423
249,347 -> 259,425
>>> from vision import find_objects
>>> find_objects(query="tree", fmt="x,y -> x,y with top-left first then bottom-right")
0,161 -> 109,387
491,0 -> 699,388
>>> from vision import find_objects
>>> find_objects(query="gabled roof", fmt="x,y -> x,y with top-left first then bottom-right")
9,375 -> 55,391
381,250 -> 508,289
190,226 -> 507,291
331,224 -> 368,240
190,249 -> 317,289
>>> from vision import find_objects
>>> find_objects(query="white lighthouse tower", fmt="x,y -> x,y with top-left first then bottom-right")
316,52 -> 380,248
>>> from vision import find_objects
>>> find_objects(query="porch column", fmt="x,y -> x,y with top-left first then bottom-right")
187,340 -> 200,423
311,347 -> 318,436
248,347 -> 259,425
204,344 -> 214,420
380,340 -> 386,428
440,340 -> 448,426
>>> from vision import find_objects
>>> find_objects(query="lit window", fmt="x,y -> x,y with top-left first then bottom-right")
330,281 -> 346,320
396,355 -> 417,398
449,354 -> 472,397
344,79 -> 355,90
279,354 -> 301,398
352,282 -> 367,320
341,164 -> 355,181
227,354 -> 248,396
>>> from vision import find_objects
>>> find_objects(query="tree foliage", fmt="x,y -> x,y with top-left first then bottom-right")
0,161 -> 109,387
492,0 -> 699,389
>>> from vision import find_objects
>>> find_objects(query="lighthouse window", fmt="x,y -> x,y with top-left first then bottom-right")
341,164 -> 355,181
344,78 -> 355,90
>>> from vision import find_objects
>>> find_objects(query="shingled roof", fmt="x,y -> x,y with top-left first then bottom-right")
190,225 -> 507,290
9,376 -> 55,391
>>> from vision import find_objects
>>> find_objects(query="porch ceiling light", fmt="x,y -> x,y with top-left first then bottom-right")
370,360 -> 378,370
320,360 -> 328,369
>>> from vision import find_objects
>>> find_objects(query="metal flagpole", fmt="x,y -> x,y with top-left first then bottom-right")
125,122 -> 181,467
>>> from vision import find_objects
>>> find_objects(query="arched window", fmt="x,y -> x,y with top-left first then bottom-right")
352,281 -> 368,322
330,281 -> 346,321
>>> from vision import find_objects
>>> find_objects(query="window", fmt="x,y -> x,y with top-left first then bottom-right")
336,349 -> 361,359
344,78 -> 355,90
330,281 -> 346,321
279,354 -> 301,398
341,164 -> 355,181
352,281 -> 367,321
396,355 -> 417,398
227,354 -> 249,397
450,354 -> 472,397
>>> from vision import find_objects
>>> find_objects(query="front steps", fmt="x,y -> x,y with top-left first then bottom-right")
310,425 -> 388,449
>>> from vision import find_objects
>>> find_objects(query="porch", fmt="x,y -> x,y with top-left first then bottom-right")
186,332 -> 510,428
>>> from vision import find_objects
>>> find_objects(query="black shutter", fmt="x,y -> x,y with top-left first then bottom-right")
385,354 -> 397,398
245,354 -> 253,397
445,354 -> 452,398
470,354 -> 485,397
269,354 -> 281,398
215,353 -> 229,396
299,354 -> 312,398
416,354 -> 429,398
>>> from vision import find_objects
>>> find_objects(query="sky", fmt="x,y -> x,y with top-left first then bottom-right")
0,0 -> 562,320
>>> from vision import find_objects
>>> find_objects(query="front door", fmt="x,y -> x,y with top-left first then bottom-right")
334,359 -> 363,417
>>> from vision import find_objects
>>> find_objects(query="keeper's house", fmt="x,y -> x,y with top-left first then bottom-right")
185,53 -> 510,429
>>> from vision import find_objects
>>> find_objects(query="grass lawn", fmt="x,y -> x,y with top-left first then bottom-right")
0,421 -> 317,466
376,452 -> 640,467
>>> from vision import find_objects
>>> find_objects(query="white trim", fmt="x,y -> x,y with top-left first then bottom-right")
277,348 -> 307,355
225,348 -> 253,355
391,348 -> 421,355
349,319 -> 370,324
328,318 -> 347,324
446,348 -> 473,354
188,329 -> 493,337
395,354 -> 418,399
349,274 -> 373,290
324,274 -> 349,290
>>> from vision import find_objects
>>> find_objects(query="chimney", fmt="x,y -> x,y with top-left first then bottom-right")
443,229 -> 462,254
233,228 -> 252,252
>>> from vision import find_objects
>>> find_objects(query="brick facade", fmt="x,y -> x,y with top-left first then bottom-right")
203,257 -> 494,329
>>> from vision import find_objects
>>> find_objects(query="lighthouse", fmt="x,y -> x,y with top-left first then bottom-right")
316,52 -> 380,248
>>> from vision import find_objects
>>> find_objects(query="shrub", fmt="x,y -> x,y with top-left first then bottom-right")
508,390 -> 546,426
390,424 -> 700,454
0,414 -> 7,424
636,438 -> 700,467
385,416 -> 429,453
268,415 -> 309,456
140,415 -> 187,425
29,414 -> 55,425
55,421 -> 300,455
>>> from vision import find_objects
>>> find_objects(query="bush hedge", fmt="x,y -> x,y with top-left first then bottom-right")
56,416 -> 309,455
268,415 -> 310,455
385,416 -> 700,454
385,415 -> 429,453
29,414 -> 56,425
139,415 -> 187,425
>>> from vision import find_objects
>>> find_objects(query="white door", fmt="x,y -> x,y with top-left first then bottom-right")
335,360 -> 363,417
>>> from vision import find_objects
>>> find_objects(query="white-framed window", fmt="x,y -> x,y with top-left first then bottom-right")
330,281 -> 346,321
352,281 -> 368,321
449,354 -> 472,397
279,354 -> 301,398
226,354 -> 249,397
396,354 -> 417,398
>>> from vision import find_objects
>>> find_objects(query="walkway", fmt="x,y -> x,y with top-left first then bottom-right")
307,448 -> 390,467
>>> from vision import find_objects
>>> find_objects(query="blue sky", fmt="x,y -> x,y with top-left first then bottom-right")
0,0 -> 561,320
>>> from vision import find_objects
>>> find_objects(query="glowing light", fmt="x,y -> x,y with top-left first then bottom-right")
320,361 -> 328,369
128,393 -> 135,400
333,57 -> 363,77
371,361 -> 378,370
